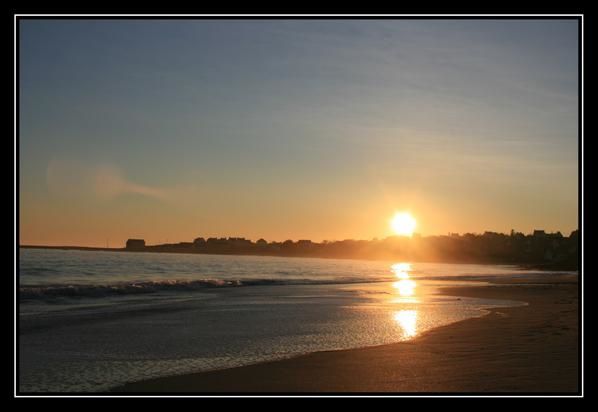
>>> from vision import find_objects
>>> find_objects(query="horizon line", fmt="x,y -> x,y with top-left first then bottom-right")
19,227 -> 579,249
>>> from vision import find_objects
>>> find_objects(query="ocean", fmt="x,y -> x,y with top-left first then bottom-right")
19,248 -> 556,392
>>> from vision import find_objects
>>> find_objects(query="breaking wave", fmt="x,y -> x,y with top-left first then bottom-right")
19,278 -> 374,300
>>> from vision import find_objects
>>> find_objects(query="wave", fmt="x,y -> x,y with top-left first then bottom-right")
19,279 -> 248,299
21,270 -> 566,300
19,278 -> 378,300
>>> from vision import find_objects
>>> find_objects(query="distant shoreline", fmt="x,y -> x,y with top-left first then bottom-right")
20,245 -> 120,252
18,244 -> 579,271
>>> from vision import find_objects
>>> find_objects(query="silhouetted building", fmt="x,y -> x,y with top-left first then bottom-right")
126,239 -> 145,251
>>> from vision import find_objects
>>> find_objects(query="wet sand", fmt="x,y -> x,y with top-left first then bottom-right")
114,275 -> 579,394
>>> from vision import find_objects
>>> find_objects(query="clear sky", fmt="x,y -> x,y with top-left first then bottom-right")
19,19 -> 579,247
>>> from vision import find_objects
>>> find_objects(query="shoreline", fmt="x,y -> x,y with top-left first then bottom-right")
19,245 -> 579,271
113,275 -> 579,393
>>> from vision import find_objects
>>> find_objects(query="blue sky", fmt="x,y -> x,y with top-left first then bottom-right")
19,19 -> 579,246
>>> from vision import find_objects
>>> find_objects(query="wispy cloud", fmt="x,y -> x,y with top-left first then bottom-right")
93,165 -> 165,199
46,159 -> 169,201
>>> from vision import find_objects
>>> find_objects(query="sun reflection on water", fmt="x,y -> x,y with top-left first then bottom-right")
391,262 -> 416,297
393,310 -> 418,338
391,263 -> 411,279
393,279 -> 416,296
390,263 -> 418,337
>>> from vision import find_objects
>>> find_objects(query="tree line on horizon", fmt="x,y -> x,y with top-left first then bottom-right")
125,229 -> 579,270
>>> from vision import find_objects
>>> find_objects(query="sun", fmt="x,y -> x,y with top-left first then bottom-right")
390,212 -> 417,237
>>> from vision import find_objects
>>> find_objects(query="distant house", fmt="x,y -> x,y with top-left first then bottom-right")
533,230 -> 546,237
126,239 -> 145,251
228,237 -> 251,245
206,237 -> 230,248
296,240 -> 314,252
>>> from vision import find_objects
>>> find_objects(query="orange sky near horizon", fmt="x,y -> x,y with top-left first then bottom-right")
20,179 -> 578,247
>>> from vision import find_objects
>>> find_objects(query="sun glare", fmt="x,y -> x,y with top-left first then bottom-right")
390,212 -> 417,237
393,310 -> 418,338
393,279 -> 416,296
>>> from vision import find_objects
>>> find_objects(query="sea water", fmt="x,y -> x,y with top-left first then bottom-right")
19,248 -> 557,392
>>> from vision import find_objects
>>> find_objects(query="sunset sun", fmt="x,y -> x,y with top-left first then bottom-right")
391,212 -> 417,237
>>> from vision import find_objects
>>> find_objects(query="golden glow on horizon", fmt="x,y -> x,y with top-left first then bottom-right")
393,310 -> 418,338
390,212 -> 417,237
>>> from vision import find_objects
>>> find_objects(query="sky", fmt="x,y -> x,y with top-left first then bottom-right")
19,19 -> 579,247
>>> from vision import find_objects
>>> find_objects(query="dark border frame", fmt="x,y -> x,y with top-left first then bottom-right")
14,13 -> 584,398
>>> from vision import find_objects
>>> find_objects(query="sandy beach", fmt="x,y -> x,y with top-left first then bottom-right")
114,274 -> 579,394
